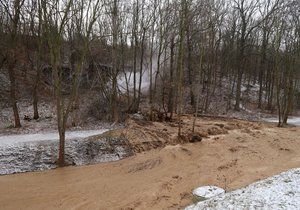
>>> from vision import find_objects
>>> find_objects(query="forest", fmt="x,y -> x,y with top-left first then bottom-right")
1,0 -> 300,209
1,0 -> 300,165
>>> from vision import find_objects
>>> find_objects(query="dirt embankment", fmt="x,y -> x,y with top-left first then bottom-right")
1,117 -> 300,210
109,115 -> 265,153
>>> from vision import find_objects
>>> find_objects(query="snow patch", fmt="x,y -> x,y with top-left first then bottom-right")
186,168 -> 300,210
0,129 -> 109,145
0,129 -> 133,175
264,117 -> 300,126
193,186 -> 225,199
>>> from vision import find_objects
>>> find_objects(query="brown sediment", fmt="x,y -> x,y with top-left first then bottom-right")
0,117 -> 299,210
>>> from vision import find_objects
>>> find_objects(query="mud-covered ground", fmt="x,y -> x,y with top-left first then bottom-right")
0,115 -> 257,175
0,117 -> 300,209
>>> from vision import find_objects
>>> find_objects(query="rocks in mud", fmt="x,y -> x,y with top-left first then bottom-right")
215,123 -> 225,128
190,134 -> 202,143
207,126 -> 228,135
179,133 -> 203,143
133,140 -> 165,153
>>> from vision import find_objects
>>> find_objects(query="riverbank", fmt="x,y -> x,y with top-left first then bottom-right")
0,117 -> 299,209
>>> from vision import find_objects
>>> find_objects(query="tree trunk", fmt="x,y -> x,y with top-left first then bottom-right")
186,29 -> 195,107
111,0 -> 119,122
33,66 -> 40,120
167,37 -> 175,115
137,27 -> 146,111
58,128 -> 65,167
177,0 -> 187,137
8,62 -> 21,128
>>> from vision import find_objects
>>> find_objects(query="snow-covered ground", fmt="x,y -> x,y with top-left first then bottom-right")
0,129 -> 109,145
186,168 -> 300,210
265,117 -> 300,126
0,129 -> 134,175
286,118 -> 300,125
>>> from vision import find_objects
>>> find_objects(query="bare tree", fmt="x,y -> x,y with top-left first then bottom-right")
1,0 -> 25,128
41,0 -> 101,166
